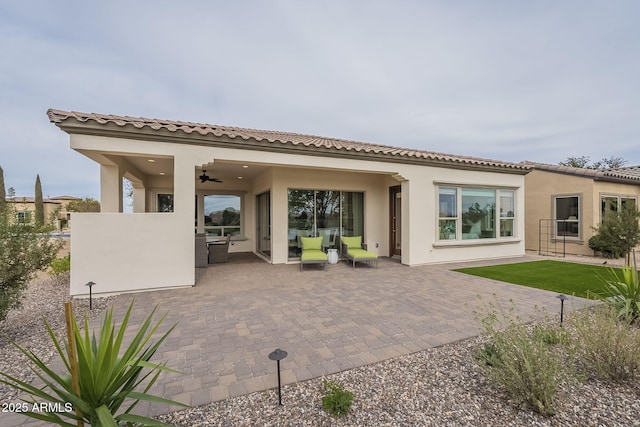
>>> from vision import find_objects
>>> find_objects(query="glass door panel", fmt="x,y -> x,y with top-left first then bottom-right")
316,190 -> 340,250
288,189 -> 315,258
342,192 -> 364,237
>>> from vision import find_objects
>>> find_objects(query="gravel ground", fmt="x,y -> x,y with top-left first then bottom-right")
158,332 -> 640,427
2,255 -> 639,426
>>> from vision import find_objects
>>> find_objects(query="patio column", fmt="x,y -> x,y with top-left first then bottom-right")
100,164 -> 122,213
195,193 -> 205,233
132,186 -> 146,213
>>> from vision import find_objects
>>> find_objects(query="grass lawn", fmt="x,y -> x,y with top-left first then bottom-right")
453,260 -> 624,299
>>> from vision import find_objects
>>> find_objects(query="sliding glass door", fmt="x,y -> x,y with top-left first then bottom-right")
288,189 -> 364,259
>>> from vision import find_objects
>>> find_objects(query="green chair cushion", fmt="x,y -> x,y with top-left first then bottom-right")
301,236 -> 323,251
347,248 -> 377,259
341,236 -> 362,249
301,249 -> 327,261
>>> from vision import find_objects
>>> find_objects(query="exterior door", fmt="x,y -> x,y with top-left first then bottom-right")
389,186 -> 401,257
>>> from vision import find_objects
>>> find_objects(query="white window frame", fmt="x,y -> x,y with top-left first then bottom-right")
436,185 -> 517,242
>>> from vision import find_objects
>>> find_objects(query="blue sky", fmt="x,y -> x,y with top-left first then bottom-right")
1,1 -> 639,199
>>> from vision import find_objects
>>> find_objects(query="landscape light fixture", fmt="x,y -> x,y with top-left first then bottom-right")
556,294 -> 569,325
268,348 -> 288,406
85,281 -> 95,310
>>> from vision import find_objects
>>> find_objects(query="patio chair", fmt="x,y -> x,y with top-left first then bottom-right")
341,236 -> 378,268
300,236 -> 327,271
208,235 -> 231,264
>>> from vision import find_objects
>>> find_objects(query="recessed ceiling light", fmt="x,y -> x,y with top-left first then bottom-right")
147,159 -> 155,163
242,165 -> 249,168
238,176 -> 244,179
159,172 -> 166,176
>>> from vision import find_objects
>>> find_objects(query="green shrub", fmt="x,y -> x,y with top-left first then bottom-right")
49,254 -> 71,277
0,202 -> 62,321
476,302 -> 572,416
321,379 -> 354,417
569,304 -> 640,383
0,301 -> 187,426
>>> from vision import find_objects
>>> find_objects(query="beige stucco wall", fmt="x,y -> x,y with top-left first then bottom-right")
70,212 -> 193,297
525,169 -> 640,256
68,133 -> 526,296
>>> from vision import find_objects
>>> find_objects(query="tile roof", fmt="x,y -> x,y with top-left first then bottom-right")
524,162 -> 640,183
47,109 -> 529,173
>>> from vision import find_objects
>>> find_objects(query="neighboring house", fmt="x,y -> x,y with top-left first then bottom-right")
7,195 -> 79,231
524,163 -> 640,257
48,109 -> 530,297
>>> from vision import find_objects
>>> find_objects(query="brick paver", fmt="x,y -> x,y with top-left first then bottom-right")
6,254 -> 591,425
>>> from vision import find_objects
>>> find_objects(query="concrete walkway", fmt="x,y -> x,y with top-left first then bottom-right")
10,253 -> 591,425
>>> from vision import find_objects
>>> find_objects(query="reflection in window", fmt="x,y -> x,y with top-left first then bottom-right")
601,195 -> 637,222
437,186 -> 515,241
438,187 -> 457,239
288,189 -> 364,259
462,188 -> 495,239
157,194 -> 174,212
204,195 -> 241,237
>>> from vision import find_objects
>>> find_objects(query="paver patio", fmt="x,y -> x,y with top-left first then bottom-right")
9,253 -> 591,425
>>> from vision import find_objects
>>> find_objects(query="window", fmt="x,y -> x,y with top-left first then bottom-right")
288,189 -> 364,258
438,187 -> 457,240
204,195 -> 241,237
437,186 -> 515,241
601,195 -> 637,221
16,210 -> 32,224
157,194 -> 174,212
554,195 -> 580,238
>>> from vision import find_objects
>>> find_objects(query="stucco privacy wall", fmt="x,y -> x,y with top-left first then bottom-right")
70,213 -> 192,296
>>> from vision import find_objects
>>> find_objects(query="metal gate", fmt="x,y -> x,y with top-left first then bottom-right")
538,219 -> 566,257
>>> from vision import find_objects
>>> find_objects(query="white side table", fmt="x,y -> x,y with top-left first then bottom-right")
327,248 -> 339,264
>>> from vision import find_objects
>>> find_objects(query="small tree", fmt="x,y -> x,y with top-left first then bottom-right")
0,165 -> 5,212
591,204 -> 640,264
66,197 -> 100,212
559,156 -> 627,170
34,174 -> 44,227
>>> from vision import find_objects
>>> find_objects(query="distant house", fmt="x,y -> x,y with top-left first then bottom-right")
48,109 -> 530,297
7,195 -> 79,231
524,163 -> 640,257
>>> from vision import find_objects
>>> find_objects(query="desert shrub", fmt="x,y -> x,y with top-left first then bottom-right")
476,301 -> 572,416
0,203 -> 62,321
569,304 -> 640,383
321,379 -> 354,417
49,254 -> 70,277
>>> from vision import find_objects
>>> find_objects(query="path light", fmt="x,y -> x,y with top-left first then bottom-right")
556,294 -> 568,325
85,281 -> 95,310
268,348 -> 288,406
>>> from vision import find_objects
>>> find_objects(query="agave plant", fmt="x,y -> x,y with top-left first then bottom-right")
602,263 -> 640,324
0,301 -> 187,426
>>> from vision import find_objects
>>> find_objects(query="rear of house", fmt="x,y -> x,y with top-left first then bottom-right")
48,109 -> 529,297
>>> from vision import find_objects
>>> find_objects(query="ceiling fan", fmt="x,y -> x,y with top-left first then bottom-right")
199,170 -> 223,183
